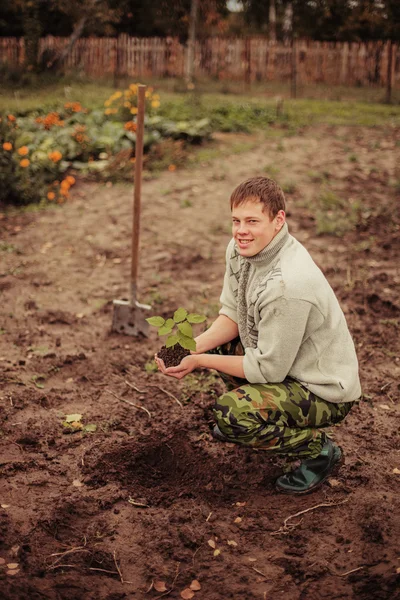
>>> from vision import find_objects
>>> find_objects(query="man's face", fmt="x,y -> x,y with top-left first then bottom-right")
231,199 -> 285,257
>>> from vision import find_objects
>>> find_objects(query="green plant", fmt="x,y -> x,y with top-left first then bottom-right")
146,307 -> 206,351
282,181 -> 297,194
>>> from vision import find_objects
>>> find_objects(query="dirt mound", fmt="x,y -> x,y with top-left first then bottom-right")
83,432 -> 279,507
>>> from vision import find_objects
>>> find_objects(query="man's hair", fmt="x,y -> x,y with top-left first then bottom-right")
230,176 -> 286,219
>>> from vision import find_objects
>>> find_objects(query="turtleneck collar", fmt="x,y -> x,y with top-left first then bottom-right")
240,222 -> 289,266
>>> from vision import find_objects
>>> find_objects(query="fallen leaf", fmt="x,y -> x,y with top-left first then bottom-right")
0,557 -> 6,564
70,421 -> 83,429
72,480 -> 84,487
65,414 -> 83,423
189,580 -> 201,591
235,502 -> 246,507
83,423 -> 97,433
76,313 -> 84,319
40,241 -> 53,254
7,563 -> 19,569
154,581 -> 168,592
328,478 -> 341,487
180,589 -> 194,599
113,258 -> 122,264
213,549 -> 221,557
234,517 -> 242,524
396,567 -> 400,574
248,557 -> 257,562
392,468 -> 400,474
207,539 -> 216,549
227,540 -> 238,547
1,504 -> 10,509
66,378 -> 74,383
379,404 -> 391,410
6,569 -> 20,576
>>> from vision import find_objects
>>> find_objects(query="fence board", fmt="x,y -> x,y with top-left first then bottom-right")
0,36 -> 398,89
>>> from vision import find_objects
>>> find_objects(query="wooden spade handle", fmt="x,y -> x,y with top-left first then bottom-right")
131,84 -> 146,301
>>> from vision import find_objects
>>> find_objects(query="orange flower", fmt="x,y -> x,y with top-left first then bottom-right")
60,179 -> 70,190
7,115 -> 16,122
47,192 -> 56,201
38,112 -> 64,130
20,158 -> 30,168
60,188 -> 69,197
2,142 -> 12,151
124,121 -> 137,133
65,175 -> 76,185
64,101 -> 84,112
130,107 -> 138,115
17,146 -> 29,156
168,164 -> 177,172
48,151 -> 62,163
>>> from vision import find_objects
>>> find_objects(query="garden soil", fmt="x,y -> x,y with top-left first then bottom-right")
0,125 -> 399,600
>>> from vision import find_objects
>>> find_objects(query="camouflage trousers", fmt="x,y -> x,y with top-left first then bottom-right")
210,338 -> 355,459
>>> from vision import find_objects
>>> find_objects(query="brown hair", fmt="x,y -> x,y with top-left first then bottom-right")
230,176 -> 286,219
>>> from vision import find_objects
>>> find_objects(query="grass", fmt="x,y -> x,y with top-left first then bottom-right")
315,189 -> 361,236
1,78 -> 399,130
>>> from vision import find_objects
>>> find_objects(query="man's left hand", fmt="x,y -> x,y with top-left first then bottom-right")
155,354 -> 199,380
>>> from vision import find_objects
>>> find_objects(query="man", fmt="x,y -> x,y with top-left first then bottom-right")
155,176 -> 361,494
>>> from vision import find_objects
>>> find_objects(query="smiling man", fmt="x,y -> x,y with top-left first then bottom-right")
156,176 -> 361,495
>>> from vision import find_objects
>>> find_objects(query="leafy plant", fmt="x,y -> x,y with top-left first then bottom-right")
62,413 -> 97,434
146,307 -> 206,352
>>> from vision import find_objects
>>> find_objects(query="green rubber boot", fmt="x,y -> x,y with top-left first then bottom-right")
275,439 -> 342,495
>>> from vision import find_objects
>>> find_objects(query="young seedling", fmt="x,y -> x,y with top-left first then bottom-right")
146,307 -> 206,367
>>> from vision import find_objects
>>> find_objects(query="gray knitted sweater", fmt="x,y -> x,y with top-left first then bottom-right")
219,223 -> 361,403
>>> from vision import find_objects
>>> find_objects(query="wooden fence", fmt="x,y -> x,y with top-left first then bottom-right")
0,35 -> 398,89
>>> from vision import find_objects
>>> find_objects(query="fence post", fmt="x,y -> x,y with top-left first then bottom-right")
291,35 -> 297,98
385,39 -> 393,104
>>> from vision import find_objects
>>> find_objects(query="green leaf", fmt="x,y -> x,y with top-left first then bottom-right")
65,413 -> 83,423
187,313 -> 207,324
173,307 -> 187,323
177,321 -> 193,338
158,325 -> 173,336
178,333 -> 197,351
146,316 -> 165,327
166,334 -> 179,348
158,318 -> 174,336
83,423 -> 97,433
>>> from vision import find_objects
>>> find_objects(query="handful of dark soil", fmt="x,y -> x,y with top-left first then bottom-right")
157,345 -> 190,368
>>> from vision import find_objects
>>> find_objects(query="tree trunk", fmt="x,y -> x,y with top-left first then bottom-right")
22,2 -> 42,70
49,16 -> 87,70
186,0 -> 199,86
269,0 -> 277,42
283,2 -> 293,45
48,0 -> 102,70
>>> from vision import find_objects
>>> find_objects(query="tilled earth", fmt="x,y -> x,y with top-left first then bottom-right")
0,126 -> 399,600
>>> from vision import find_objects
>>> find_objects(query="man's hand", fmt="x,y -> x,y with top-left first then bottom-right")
155,354 -> 199,380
